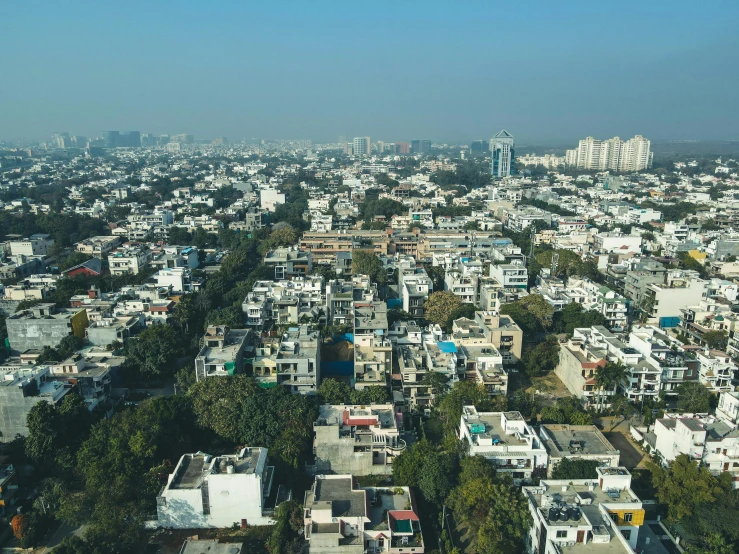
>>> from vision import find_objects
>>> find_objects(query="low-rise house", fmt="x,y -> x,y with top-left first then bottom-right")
312,404 -> 405,475
303,475 -> 424,554
459,406 -> 548,484
195,326 -> 253,382
156,448 -> 275,528
539,424 -> 621,477
523,467 -> 646,554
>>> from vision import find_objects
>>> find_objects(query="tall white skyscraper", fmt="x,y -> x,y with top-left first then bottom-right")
490,130 -> 514,177
353,136 -> 371,156
566,135 -> 652,171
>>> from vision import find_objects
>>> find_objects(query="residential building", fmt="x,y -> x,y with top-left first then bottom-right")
194,326 -> 253,382
489,261 -> 528,289
353,136 -> 371,156
275,325 -> 321,395
156,448 -> 275,528
397,344 -> 435,408
459,406 -> 548,484
457,343 -> 508,396
523,467 -> 646,554
566,135 -> 652,171
717,391 -> 739,425
312,404 -> 405,475
8,234 -> 54,257
178,539 -> 243,554
539,424 -> 621,477
651,414 -> 739,487
354,302 -> 391,390
490,130 -> 514,178
75,235 -> 122,257
303,475 -> 424,554
263,247 -> 312,280
108,244 -> 151,275
6,304 -> 89,355
640,270 -> 707,327
155,267 -> 194,293
0,365 -> 70,438
695,349 -> 735,393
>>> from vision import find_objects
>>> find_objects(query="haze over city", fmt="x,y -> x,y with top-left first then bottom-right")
2,0 -> 739,143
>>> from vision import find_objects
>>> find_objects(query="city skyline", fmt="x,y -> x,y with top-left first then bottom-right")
2,1 -> 739,143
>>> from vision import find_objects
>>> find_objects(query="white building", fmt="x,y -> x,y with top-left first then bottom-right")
156,448 -> 275,528
154,267 -> 193,293
489,261 -> 528,289
458,406 -> 548,484
523,467 -> 645,554
107,245 -> 150,275
260,188 -> 286,212
566,135 -> 652,171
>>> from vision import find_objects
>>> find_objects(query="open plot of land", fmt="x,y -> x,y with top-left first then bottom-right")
508,371 -> 571,407
603,431 -> 648,469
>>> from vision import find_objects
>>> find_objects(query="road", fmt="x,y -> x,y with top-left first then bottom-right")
36,521 -> 86,553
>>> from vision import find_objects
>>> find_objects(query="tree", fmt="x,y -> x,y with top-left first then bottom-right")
190,375 -> 258,442
523,336 -> 560,377
11,514 -> 28,541
424,291 -> 463,328
650,454 -> 725,520
392,439 -> 436,488
418,453 -> 456,506
124,324 -> 185,379
702,330 -> 728,351
257,225 -> 299,255
317,378 -> 351,404
677,381 -> 716,413
351,250 -> 386,285
552,458 -> 600,479
361,198 -> 405,221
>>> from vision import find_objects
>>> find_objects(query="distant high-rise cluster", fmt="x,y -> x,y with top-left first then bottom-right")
411,139 -> 431,154
566,135 -> 652,171
103,130 -> 141,148
490,130 -> 514,178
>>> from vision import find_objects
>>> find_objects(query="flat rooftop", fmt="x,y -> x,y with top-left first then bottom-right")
180,539 -> 242,554
309,477 -> 366,519
541,425 -> 620,458
169,448 -> 265,490
465,412 -> 529,446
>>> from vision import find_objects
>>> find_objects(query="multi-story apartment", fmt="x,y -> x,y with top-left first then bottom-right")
299,231 -> 389,265
75,235 -> 122,257
156,448 -> 275,528
275,325 -> 321,395
353,136 -> 371,156
444,270 -> 477,303
717,391 -> 739,424
303,475 -> 424,553
566,135 -> 652,171
7,234 -> 54,257
629,325 -> 698,402
397,344 -> 435,408
523,467 -> 646,554
489,261 -> 528,289
108,244 -> 151,275
398,263 -> 433,319
6,304 -> 89,355
538,424 -> 621,477
0,365 -> 70,438
241,292 -> 271,329
312,404 -> 405,476
650,414 -> 739,488
458,406 -> 548,484
639,270 -> 707,326
194,326 -> 253,382
457,343 -> 508,397
354,302 -> 391,390
451,311 -> 524,365
695,350 -> 735,394
263,247 -> 312,280
501,206 -> 553,232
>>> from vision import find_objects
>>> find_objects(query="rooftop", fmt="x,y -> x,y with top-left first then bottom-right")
169,448 -> 266,490
540,424 -> 620,458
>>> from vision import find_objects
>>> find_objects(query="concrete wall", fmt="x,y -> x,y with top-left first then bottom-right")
6,318 -> 73,354
0,392 -> 48,439
554,347 -> 587,399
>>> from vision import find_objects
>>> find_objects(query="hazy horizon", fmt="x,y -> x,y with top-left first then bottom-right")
2,1 -> 738,144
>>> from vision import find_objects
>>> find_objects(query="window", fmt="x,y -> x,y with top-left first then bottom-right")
556,530 -> 567,538
623,513 -> 633,523
622,530 -> 631,540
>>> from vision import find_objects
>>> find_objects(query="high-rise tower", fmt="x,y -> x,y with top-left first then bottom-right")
490,130 -> 514,177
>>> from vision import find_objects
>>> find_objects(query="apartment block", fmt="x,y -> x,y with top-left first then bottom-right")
523,468 -> 646,554
354,302 -> 391,390
459,406 -> 548,484
312,404 -> 405,476
274,325 -> 321,395
156,448 -> 275,528
195,326 -> 253,382
304,475 -> 424,553
108,244 -> 151,275
539,424 -> 621,477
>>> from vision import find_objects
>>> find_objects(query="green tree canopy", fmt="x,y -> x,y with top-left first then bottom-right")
677,381 -> 716,413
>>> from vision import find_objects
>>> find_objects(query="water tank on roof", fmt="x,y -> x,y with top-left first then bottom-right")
549,508 -> 559,521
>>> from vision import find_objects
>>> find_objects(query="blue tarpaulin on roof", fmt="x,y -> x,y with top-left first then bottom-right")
387,298 -> 402,309
321,361 -> 354,377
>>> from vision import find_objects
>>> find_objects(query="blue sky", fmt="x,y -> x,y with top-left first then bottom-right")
1,1 -> 738,143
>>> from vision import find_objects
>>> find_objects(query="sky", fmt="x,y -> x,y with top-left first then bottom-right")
1,1 -> 738,144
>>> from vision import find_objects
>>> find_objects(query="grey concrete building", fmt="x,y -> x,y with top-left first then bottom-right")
312,404 -> 405,475
6,304 -> 89,355
539,424 -> 621,477
195,325 -> 253,382
0,365 -> 70,439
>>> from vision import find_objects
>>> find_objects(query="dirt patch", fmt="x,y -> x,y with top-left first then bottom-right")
604,431 -> 648,469
321,339 -> 353,362
508,371 -> 571,408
